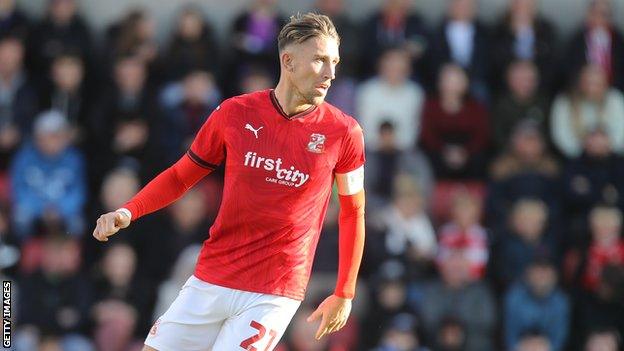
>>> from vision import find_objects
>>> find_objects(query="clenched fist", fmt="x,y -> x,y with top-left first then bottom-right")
92,211 -> 131,242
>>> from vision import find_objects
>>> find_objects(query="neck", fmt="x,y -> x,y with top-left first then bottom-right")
384,76 -> 405,88
597,237 -> 617,247
0,71 -> 16,85
59,85 -> 79,95
52,16 -> 71,27
273,80 -> 314,116
513,91 -> 534,103
451,17 -> 471,24
121,87 -> 141,97
512,13 -> 533,28
441,94 -> 462,112
458,221 -> 473,230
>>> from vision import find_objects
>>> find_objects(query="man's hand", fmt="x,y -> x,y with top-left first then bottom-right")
92,211 -> 131,242
306,295 -> 352,340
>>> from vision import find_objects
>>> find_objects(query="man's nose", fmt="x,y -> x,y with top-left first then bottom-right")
323,63 -> 335,80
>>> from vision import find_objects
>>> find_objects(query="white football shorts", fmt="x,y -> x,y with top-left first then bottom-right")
145,275 -> 301,351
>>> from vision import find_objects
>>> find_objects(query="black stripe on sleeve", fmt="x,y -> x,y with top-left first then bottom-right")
186,150 -> 218,169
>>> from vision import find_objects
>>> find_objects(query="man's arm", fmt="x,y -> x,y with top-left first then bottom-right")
93,99 -> 229,242
307,166 -> 365,339
92,153 -> 213,241
334,188 -> 365,298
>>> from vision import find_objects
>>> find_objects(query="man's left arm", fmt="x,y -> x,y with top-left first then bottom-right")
307,166 -> 365,340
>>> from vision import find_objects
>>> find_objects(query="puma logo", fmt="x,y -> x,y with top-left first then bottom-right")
245,123 -> 263,139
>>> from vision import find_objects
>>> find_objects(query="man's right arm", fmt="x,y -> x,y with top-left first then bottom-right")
93,100 -> 229,242
92,154 -> 214,241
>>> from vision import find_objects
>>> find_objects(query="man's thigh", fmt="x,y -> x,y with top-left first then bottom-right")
144,276 -> 230,351
212,293 -> 301,351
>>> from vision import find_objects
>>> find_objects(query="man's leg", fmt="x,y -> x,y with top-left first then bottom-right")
144,276 -> 230,351
212,292 -> 300,351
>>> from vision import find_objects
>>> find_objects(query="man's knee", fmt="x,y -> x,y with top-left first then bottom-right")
142,345 -> 158,351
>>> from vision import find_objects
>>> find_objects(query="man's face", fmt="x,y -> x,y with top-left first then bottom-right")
508,62 -> 538,100
587,0 -> 612,29
586,333 -> 619,351
449,0 -> 476,22
115,58 -> 146,94
527,265 -> 556,297
590,210 -> 620,245
512,204 -> 547,242
0,39 -> 23,77
584,130 -> 611,157
179,11 -> 203,39
183,71 -> 213,104
517,336 -> 551,351
511,0 -> 537,18
0,0 -> 15,15
36,131 -> 69,157
439,65 -> 468,97
284,35 -> 339,106
50,0 -> 76,24
52,57 -> 84,91
580,65 -> 608,101
379,49 -> 411,86
512,131 -> 543,160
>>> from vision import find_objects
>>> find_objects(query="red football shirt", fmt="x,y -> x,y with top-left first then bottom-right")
188,89 -> 365,300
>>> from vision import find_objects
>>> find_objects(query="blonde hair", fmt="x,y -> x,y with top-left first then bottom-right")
590,205 -> 622,227
277,12 -> 339,52
570,64 -> 609,139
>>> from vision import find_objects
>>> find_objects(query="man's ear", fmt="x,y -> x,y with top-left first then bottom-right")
281,51 -> 294,72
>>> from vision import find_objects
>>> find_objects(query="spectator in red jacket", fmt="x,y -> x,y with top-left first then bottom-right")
437,191 -> 488,280
420,64 -> 489,179
582,206 -> 624,291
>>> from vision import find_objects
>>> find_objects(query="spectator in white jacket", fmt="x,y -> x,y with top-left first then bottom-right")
551,64 -> 624,158
356,46 -> 424,151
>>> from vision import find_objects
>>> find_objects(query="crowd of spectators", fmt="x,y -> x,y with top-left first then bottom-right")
1,0 -> 624,350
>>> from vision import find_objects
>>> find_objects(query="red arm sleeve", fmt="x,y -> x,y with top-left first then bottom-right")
123,99 -> 229,220
334,189 -> 365,299
122,153 -> 213,220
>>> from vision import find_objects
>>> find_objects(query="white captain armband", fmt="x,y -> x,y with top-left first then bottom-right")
335,166 -> 364,195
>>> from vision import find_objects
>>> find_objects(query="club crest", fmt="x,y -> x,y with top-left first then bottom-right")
307,133 -> 326,153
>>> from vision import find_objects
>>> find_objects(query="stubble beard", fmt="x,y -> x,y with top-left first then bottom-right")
303,89 -> 326,106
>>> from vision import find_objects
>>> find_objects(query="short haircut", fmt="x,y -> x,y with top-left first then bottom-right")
277,12 -> 339,52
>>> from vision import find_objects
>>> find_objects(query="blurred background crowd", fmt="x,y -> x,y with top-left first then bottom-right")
1,0 -> 624,350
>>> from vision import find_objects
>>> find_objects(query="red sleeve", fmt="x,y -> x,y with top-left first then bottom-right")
122,103 -> 231,219
123,154 -> 213,220
335,118 -> 365,174
334,190 -> 365,299
188,101 -> 229,169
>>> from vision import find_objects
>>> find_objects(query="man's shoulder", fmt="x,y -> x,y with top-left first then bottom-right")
320,101 -> 358,129
209,91 -> 271,127
222,90 -> 271,110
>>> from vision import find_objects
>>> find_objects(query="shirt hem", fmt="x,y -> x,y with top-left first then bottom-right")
194,269 -> 305,301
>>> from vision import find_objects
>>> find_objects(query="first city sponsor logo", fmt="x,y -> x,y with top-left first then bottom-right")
2,281 -> 10,348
